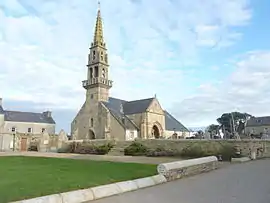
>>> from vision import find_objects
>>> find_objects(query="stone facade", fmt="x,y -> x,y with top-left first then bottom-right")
71,7 -> 190,141
245,116 -> 270,136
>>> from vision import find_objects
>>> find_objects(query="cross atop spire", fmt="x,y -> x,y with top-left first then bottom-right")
93,1 -> 104,46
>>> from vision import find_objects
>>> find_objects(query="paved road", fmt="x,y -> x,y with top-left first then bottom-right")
91,159 -> 270,203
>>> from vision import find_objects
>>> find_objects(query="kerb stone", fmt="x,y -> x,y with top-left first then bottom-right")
60,189 -> 94,203
151,174 -> 167,184
231,157 -> 251,163
133,177 -> 156,189
115,180 -> 138,193
91,183 -> 121,199
11,194 -> 62,203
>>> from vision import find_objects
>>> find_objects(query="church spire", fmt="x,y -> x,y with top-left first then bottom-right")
93,2 -> 104,46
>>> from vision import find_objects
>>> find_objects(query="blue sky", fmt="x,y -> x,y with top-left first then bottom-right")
0,0 -> 270,133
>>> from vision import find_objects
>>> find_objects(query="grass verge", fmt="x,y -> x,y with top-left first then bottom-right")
0,156 -> 156,203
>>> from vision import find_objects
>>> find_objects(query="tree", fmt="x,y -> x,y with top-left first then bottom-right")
195,130 -> 204,139
217,112 -> 252,136
206,124 -> 220,138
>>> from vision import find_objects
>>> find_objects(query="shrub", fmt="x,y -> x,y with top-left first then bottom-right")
146,146 -> 178,157
180,143 -> 238,161
95,144 -> 112,155
124,141 -> 149,156
62,142 -> 114,155
28,145 -> 38,151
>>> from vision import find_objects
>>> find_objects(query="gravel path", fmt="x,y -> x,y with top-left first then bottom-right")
0,151 -> 183,164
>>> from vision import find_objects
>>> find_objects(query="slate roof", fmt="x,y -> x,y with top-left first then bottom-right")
102,97 -> 188,132
123,98 -> 154,115
246,116 -> 270,127
3,110 -> 55,124
164,111 -> 189,132
101,98 -> 138,130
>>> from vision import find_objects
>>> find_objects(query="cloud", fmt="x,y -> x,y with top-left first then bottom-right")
0,0 -> 254,130
171,51 -> 270,127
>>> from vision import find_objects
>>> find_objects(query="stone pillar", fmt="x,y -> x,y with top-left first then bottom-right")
57,129 -> 68,149
39,131 -> 50,152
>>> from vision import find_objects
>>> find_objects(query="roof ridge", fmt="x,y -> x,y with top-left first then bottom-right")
126,97 -> 154,103
4,110 -> 43,114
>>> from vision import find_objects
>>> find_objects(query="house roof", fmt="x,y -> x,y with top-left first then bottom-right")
3,110 -> 56,124
164,111 -> 189,132
246,116 -> 270,127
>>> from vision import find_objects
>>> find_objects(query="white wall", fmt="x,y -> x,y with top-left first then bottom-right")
0,114 -> 4,132
0,134 -> 13,151
125,129 -> 138,141
3,121 -> 55,134
164,130 -> 191,139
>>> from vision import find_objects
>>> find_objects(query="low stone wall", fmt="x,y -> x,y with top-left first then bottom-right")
157,156 -> 218,181
134,139 -> 270,158
62,139 -> 270,159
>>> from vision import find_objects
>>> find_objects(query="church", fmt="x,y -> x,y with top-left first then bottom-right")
71,6 -> 190,141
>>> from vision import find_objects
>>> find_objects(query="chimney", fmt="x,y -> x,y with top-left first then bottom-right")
43,111 -> 52,118
0,98 -> 2,106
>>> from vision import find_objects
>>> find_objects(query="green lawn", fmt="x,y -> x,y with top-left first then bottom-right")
0,156 -> 157,203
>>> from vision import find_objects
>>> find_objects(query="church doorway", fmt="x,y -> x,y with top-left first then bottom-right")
88,129 -> 96,140
152,125 -> 160,139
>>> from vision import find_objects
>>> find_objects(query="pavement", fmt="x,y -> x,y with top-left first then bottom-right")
89,159 -> 270,203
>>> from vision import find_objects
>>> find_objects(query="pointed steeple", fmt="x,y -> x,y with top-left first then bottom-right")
93,2 -> 104,46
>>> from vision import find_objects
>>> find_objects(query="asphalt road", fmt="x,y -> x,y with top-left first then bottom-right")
91,159 -> 270,203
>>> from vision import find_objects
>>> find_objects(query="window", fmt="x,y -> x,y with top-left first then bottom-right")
93,50 -> 96,55
94,66 -> 98,77
89,68 -> 93,78
102,69 -> 105,78
91,94 -> 94,99
28,128 -> 32,133
42,128 -> 45,133
90,118 -> 94,127
101,56 -> 103,60
11,127 -> 16,132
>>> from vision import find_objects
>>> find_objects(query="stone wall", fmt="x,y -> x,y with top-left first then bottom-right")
133,139 -> 270,158
0,130 -> 69,152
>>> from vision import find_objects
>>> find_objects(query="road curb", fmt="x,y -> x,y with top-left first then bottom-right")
10,175 -> 167,203
231,157 -> 251,163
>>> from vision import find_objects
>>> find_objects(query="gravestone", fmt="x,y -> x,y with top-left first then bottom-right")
39,131 -> 50,152
57,129 -> 68,149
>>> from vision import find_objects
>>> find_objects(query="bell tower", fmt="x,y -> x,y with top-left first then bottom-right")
82,2 -> 113,102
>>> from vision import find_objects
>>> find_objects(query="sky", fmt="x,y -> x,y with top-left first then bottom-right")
0,0 -> 270,133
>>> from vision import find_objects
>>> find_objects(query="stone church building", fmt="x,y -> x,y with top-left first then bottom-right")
71,7 -> 190,141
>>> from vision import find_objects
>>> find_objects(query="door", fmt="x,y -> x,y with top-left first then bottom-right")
21,138 -> 27,151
